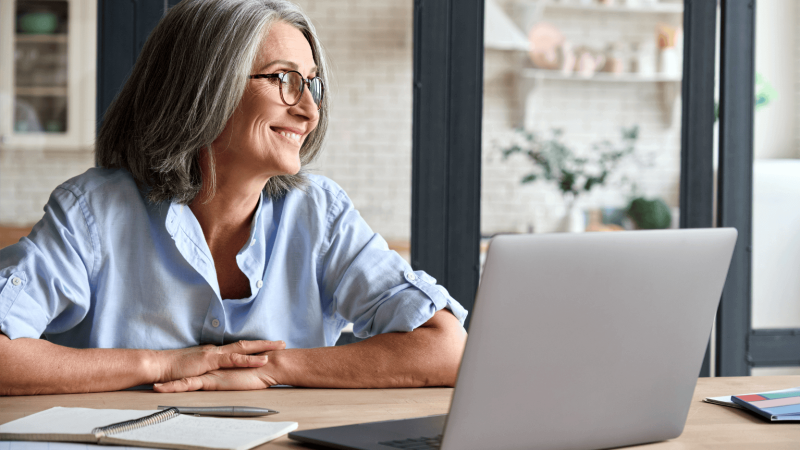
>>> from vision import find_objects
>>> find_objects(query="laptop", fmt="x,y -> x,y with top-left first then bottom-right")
289,228 -> 737,450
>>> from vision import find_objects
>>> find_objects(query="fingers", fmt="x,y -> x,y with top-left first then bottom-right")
216,352 -> 268,369
222,340 -> 286,355
154,376 -> 204,393
211,340 -> 285,369
154,369 -> 270,392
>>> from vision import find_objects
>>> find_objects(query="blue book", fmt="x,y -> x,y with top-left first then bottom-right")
731,391 -> 800,422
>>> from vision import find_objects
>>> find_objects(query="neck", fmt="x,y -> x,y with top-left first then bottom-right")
189,151 -> 267,247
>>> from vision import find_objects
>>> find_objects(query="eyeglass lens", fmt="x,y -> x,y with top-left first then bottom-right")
280,72 -> 323,107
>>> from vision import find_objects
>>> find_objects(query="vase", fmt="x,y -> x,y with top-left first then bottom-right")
555,200 -> 585,233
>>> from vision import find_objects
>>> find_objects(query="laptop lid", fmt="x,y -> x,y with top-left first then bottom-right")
441,228 -> 736,450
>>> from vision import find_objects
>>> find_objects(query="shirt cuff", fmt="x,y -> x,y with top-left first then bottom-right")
402,270 -> 468,326
0,273 -> 47,340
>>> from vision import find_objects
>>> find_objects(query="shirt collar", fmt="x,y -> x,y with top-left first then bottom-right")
164,192 -> 264,242
164,192 -> 268,300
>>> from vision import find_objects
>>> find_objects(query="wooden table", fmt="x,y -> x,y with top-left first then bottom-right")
3,376 -> 800,449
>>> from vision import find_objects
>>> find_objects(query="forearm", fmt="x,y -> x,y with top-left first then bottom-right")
268,311 -> 467,388
0,333 -> 281,396
0,333 -> 159,396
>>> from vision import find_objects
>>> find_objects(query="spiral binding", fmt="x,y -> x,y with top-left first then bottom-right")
92,407 -> 180,438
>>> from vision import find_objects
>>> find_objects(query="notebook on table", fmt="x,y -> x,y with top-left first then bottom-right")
703,386 -> 800,409
0,407 -> 297,450
289,228 -> 738,450
732,391 -> 800,422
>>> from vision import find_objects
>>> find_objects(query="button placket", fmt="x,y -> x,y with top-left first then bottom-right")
200,294 -> 227,344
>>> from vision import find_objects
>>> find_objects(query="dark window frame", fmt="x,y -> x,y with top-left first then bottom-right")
715,0 -> 800,375
96,0 -> 175,131
411,0 -> 483,330
716,0 -> 756,376
680,0 -> 718,377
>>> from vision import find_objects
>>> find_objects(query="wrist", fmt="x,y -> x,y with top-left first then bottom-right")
140,349 -> 166,383
258,349 -> 291,386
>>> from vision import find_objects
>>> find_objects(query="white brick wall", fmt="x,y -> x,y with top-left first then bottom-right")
0,149 -> 94,226
296,0 -> 414,242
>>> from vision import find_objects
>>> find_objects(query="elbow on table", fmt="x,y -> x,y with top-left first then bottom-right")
420,310 -> 468,387
0,332 -> 24,396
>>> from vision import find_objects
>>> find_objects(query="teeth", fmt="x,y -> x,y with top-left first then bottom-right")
279,131 -> 301,142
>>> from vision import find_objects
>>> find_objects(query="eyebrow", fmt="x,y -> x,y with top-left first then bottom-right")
258,59 -> 318,75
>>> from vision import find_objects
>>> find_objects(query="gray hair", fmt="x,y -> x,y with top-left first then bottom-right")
95,0 -> 329,204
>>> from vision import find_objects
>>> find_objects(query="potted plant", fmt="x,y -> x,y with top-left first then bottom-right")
499,126 -> 639,232
626,197 -> 672,229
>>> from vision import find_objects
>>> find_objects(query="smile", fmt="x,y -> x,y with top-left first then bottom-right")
277,130 -> 302,142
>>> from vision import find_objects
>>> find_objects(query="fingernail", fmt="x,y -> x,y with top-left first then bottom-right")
154,383 -> 163,387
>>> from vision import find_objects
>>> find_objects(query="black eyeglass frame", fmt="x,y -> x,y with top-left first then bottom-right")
248,71 -> 324,111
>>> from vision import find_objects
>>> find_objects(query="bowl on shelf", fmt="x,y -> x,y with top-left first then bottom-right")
18,12 -> 58,34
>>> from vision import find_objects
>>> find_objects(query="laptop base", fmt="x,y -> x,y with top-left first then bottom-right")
289,415 -> 447,450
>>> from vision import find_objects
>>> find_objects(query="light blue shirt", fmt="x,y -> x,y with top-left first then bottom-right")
0,168 -> 466,350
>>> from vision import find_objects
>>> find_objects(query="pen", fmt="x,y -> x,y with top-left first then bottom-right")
157,406 -> 279,417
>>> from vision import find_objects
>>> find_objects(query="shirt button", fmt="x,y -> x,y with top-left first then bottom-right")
256,280 -> 263,288
250,238 -> 256,247
406,272 -> 417,282
211,319 -> 220,328
10,277 -> 21,286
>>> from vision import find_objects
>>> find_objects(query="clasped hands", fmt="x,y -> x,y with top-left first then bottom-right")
153,340 -> 285,393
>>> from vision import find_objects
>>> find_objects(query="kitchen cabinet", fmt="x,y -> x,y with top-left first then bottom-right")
0,0 -> 97,151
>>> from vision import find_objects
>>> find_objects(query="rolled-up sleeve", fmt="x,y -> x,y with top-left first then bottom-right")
0,186 -> 95,340
319,190 -> 467,339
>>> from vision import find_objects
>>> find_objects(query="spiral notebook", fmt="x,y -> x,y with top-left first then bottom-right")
0,407 -> 297,450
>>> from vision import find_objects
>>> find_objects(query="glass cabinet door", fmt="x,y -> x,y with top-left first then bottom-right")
0,0 -> 96,229
14,0 -> 68,135
0,0 -> 96,150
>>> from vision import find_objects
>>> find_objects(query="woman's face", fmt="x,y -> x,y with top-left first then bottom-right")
211,21 -> 319,182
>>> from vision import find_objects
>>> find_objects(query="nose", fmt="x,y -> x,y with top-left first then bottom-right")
289,87 -> 320,122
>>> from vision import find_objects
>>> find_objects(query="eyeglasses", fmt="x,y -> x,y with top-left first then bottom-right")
249,70 -> 324,111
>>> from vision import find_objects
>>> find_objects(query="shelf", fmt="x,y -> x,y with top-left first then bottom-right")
518,67 -> 682,127
15,33 -> 68,44
534,1 -> 683,14
522,68 -> 681,82
15,86 -> 68,97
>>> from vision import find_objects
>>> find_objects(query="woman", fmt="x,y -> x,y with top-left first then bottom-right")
0,0 -> 467,395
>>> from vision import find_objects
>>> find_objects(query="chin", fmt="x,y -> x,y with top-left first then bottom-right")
276,160 -> 302,177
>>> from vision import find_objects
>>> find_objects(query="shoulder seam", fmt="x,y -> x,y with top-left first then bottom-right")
59,168 -> 123,199
305,175 -> 346,199
53,186 -> 100,291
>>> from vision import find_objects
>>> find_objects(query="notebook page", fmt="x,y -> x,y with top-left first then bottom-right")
0,408 -> 161,438
0,442 -> 160,450
106,415 -> 297,450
